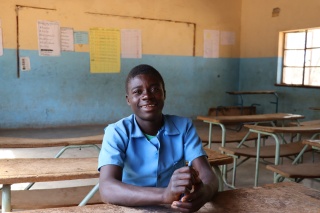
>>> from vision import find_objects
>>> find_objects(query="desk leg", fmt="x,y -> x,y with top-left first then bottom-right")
2,184 -> 11,213
208,123 -> 213,149
254,133 -> 261,187
212,165 -> 223,191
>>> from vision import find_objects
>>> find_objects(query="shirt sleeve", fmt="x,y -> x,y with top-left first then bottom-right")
183,118 -> 207,163
98,123 -> 128,171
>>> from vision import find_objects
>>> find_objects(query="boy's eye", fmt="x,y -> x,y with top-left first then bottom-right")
151,87 -> 160,93
133,90 -> 142,95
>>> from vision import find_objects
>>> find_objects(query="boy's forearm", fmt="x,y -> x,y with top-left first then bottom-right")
100,180 -> 168,206
201,171 -> 219,201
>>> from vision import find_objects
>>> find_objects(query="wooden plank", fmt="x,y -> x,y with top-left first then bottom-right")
266,163 -> 320,178
0,158 -> 99,184
303,139 -> 320,149
0,125 -> 104,148
14,182 -> 320,213
204,148 -> 233,166
197,113 -> 304,124
208,106 -> 256,116
289,119 -> 320,127
0,185 -> 102,209
226,90 -> 276,95
219,142 -> 311,158
244,124 -> 320,134
195,124 -> 267,143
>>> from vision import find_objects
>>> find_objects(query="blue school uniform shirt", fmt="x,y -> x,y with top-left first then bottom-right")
98,114 -> 206,187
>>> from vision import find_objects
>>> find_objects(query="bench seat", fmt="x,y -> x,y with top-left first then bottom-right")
289,119 -> 320,127
266,163 -> 320,179
0,185 -> 102,210
194,120 -> 267,144
219,141 -> 312,158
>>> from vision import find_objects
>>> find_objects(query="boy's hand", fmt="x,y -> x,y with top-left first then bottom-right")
163,166 -> 196,204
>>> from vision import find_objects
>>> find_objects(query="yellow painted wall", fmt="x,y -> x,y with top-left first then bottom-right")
0,0 -> 241,57
241,0 -> 320,58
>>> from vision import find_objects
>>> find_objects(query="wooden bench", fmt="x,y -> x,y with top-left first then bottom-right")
0,125 -> 104,148
0,185 -> 102,210
219,125 -> 320,187
193,120 -> 268,145
203,148 -> 233,191
266,139 -> 320,182
289,119 -> 320,127
0,157 -> 100,212
266,162 -> 320,180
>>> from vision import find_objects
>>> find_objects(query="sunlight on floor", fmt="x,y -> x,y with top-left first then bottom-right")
0,149 -> 15,159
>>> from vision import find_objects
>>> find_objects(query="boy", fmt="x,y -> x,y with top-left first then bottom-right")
98,64 -> 218,212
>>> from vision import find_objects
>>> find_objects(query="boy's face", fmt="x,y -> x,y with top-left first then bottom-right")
126,74 -> 165,123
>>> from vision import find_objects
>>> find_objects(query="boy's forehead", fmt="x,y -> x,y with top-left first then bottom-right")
129,74 -> 161,84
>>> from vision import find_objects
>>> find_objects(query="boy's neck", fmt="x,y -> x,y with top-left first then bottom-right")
136,117 -> 163,136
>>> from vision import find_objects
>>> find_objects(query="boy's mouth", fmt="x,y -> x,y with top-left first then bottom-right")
140,104 -> 157,109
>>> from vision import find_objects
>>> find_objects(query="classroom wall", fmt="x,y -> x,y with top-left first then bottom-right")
0,0 -> 241,128
239,0 -> 320,119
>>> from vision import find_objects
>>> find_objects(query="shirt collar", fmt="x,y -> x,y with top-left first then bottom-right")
131,114 -> 180,138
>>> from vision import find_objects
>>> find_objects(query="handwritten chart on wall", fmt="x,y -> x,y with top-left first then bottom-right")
84,12 -> 195,56
89,28 -> 120,73
16,6 -> 195,76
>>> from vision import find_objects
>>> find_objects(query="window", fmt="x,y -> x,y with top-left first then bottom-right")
280,28 -> 320,87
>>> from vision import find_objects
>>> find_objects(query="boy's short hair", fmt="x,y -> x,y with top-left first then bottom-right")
125,64 -> 166,93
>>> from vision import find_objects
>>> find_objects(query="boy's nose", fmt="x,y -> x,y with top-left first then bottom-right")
142,90 -> 153,99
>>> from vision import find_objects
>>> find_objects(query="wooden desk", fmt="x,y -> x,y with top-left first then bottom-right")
197,113 -> 305,188
266,139 -> 320,182
310,107 -> 320,111
17,182 -> 320,213
0,125 -> 104,157
239,125 -> 320,186
0,157 -> 99,212
226,90 -> 279,113
197,113 -> 305,148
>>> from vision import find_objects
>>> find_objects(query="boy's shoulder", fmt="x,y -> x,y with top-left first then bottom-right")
163,114 -> 193,127
105,114 -> 135,130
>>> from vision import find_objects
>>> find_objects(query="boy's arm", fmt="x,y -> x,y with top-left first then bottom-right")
99,164 -> 192,206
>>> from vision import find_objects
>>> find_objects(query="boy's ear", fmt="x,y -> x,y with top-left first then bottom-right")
126,95 -> 131,105
164,90 -> 166,99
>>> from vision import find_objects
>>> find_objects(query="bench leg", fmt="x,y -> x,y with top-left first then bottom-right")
254,133 -> 261,187
2,184 -> 11,213
78,183 -> 99,206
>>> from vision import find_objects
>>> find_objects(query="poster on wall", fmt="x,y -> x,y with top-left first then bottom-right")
221,31 -> 235,45
203,30 -> 219,58
121,29 -> 142,58
89,28 -> 120,73
60,27 -> 74,51
37,20 -> 61,56
0,28 -> 3,56
74,31 -> 89,44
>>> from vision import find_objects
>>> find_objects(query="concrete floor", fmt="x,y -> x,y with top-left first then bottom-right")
0,131 -> 319,192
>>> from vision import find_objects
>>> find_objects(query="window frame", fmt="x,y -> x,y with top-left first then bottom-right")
276,28 -> 320,89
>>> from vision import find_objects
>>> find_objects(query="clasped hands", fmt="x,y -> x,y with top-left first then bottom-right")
165,166 -> 207,212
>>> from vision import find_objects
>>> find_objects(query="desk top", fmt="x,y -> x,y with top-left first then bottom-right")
0,157 -> 99,184
197,113 -> 304,124
0,125 -> 104,148
204,148 -> 234,166
303,139 -> 320,149
244,124 -> 320,134
19,182 -> 320,213
226,90 -> 277,95
310,107 -> 320,111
